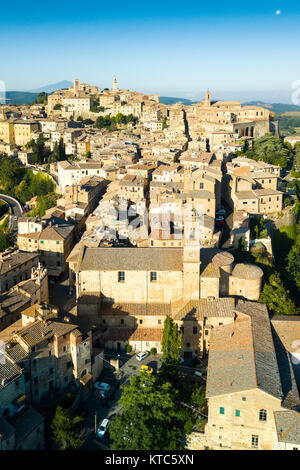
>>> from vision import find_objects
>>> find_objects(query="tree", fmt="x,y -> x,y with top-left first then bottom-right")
53,103 -> 62,110
294,143 -> 300,170
109,373 -> 184,450
161,316 -> 182,378
33,92 -> 48,105
243,133 -> 291,168
0,230 -> 12,252
259,272 -> 297,315
287,225 -> 300,290
0,156 -> 20,191
51,405 -> 84,450
162,117 -> 168,130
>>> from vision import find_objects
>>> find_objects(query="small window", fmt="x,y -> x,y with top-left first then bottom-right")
118,271 -> 125,282
193,326 -> 198,334
251,435 -> 259,449
219,407 -> 225,415
235,410 -> 240,417
120,319 -> 124,325
259,409 -> 267,421
139,319 -> 143,324
150,271 -> 157,282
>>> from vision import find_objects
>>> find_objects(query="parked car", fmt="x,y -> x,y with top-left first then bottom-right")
136,351 -> 149,361
97,418 -> 110,438
140,365 -> 153,374
93,389 -> 108,400
94,382 -> 110,392
216,208 -> 226,216
194,370 -> 202,377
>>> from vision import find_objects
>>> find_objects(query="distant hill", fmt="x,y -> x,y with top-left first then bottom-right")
243,101 -> 300,114
28,80 -> 72,94
0,81 -> 73,105
0,91 -> 38,105
159,96 -> 197,106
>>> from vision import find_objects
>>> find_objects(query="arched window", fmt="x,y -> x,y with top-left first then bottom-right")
259,409 -> 267,421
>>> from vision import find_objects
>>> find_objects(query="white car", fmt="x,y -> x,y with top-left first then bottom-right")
97,418 -> 110,438
94,382 -> 110,392
136,351 -> 149,361
194,370 -> 202,377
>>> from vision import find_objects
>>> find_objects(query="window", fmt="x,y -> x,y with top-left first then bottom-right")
120,319 -> 124,325
139,319 -> 143,324
259,409 -> 267,421
242,397 -> 246,401
251,435 -> 259,449
150,271 -> 157,282
67,361 -> 72,369
219,407 -> 225,415
200,182 -> 204,189
34,376 -> 38,384
118,271 -> 125,282
193,326 -> 198,334
205,330 -> 209,336
235,410 -> 240,417
49,368 -> 54,375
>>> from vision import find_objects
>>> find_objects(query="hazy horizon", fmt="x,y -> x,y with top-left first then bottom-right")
2,0 -> 300,104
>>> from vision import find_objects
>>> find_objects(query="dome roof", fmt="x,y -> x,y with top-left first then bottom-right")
232,263 -> 263,280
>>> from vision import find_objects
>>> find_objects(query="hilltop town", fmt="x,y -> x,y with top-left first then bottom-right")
0,78 -> 299,451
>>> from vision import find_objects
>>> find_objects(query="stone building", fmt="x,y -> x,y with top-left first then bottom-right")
0,251 -> 40,293
17,221 -> 74,277
202,301 -> 300,450
0,264 -> 49,330
2,304 -> 93,406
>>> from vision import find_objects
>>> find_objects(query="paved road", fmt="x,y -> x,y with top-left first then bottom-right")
81,353 -> 163,449
0,194 -> 23,236
26,165 -> 58,186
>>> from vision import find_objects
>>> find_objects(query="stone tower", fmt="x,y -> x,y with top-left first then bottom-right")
73,79 -> 80,97
113,76 -> 118,92
183,238 -> 201,300
205,90 -> 211,107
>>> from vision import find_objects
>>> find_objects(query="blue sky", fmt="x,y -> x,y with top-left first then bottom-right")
1,1 -> 300,101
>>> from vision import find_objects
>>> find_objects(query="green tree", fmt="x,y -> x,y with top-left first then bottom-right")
161,316 -> 182,378
0,230 -> 13,252
244,133 -> 291,168
259,272 -> 297,315
33,92 -> 48,105
109,373 -> 184,450
287,225 -> 300,290
51,405 -> 84,450
53,103 -> 62,110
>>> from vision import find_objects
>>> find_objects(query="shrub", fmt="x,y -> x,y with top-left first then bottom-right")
150,347 -> 157,356
125,344 -> 132,353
